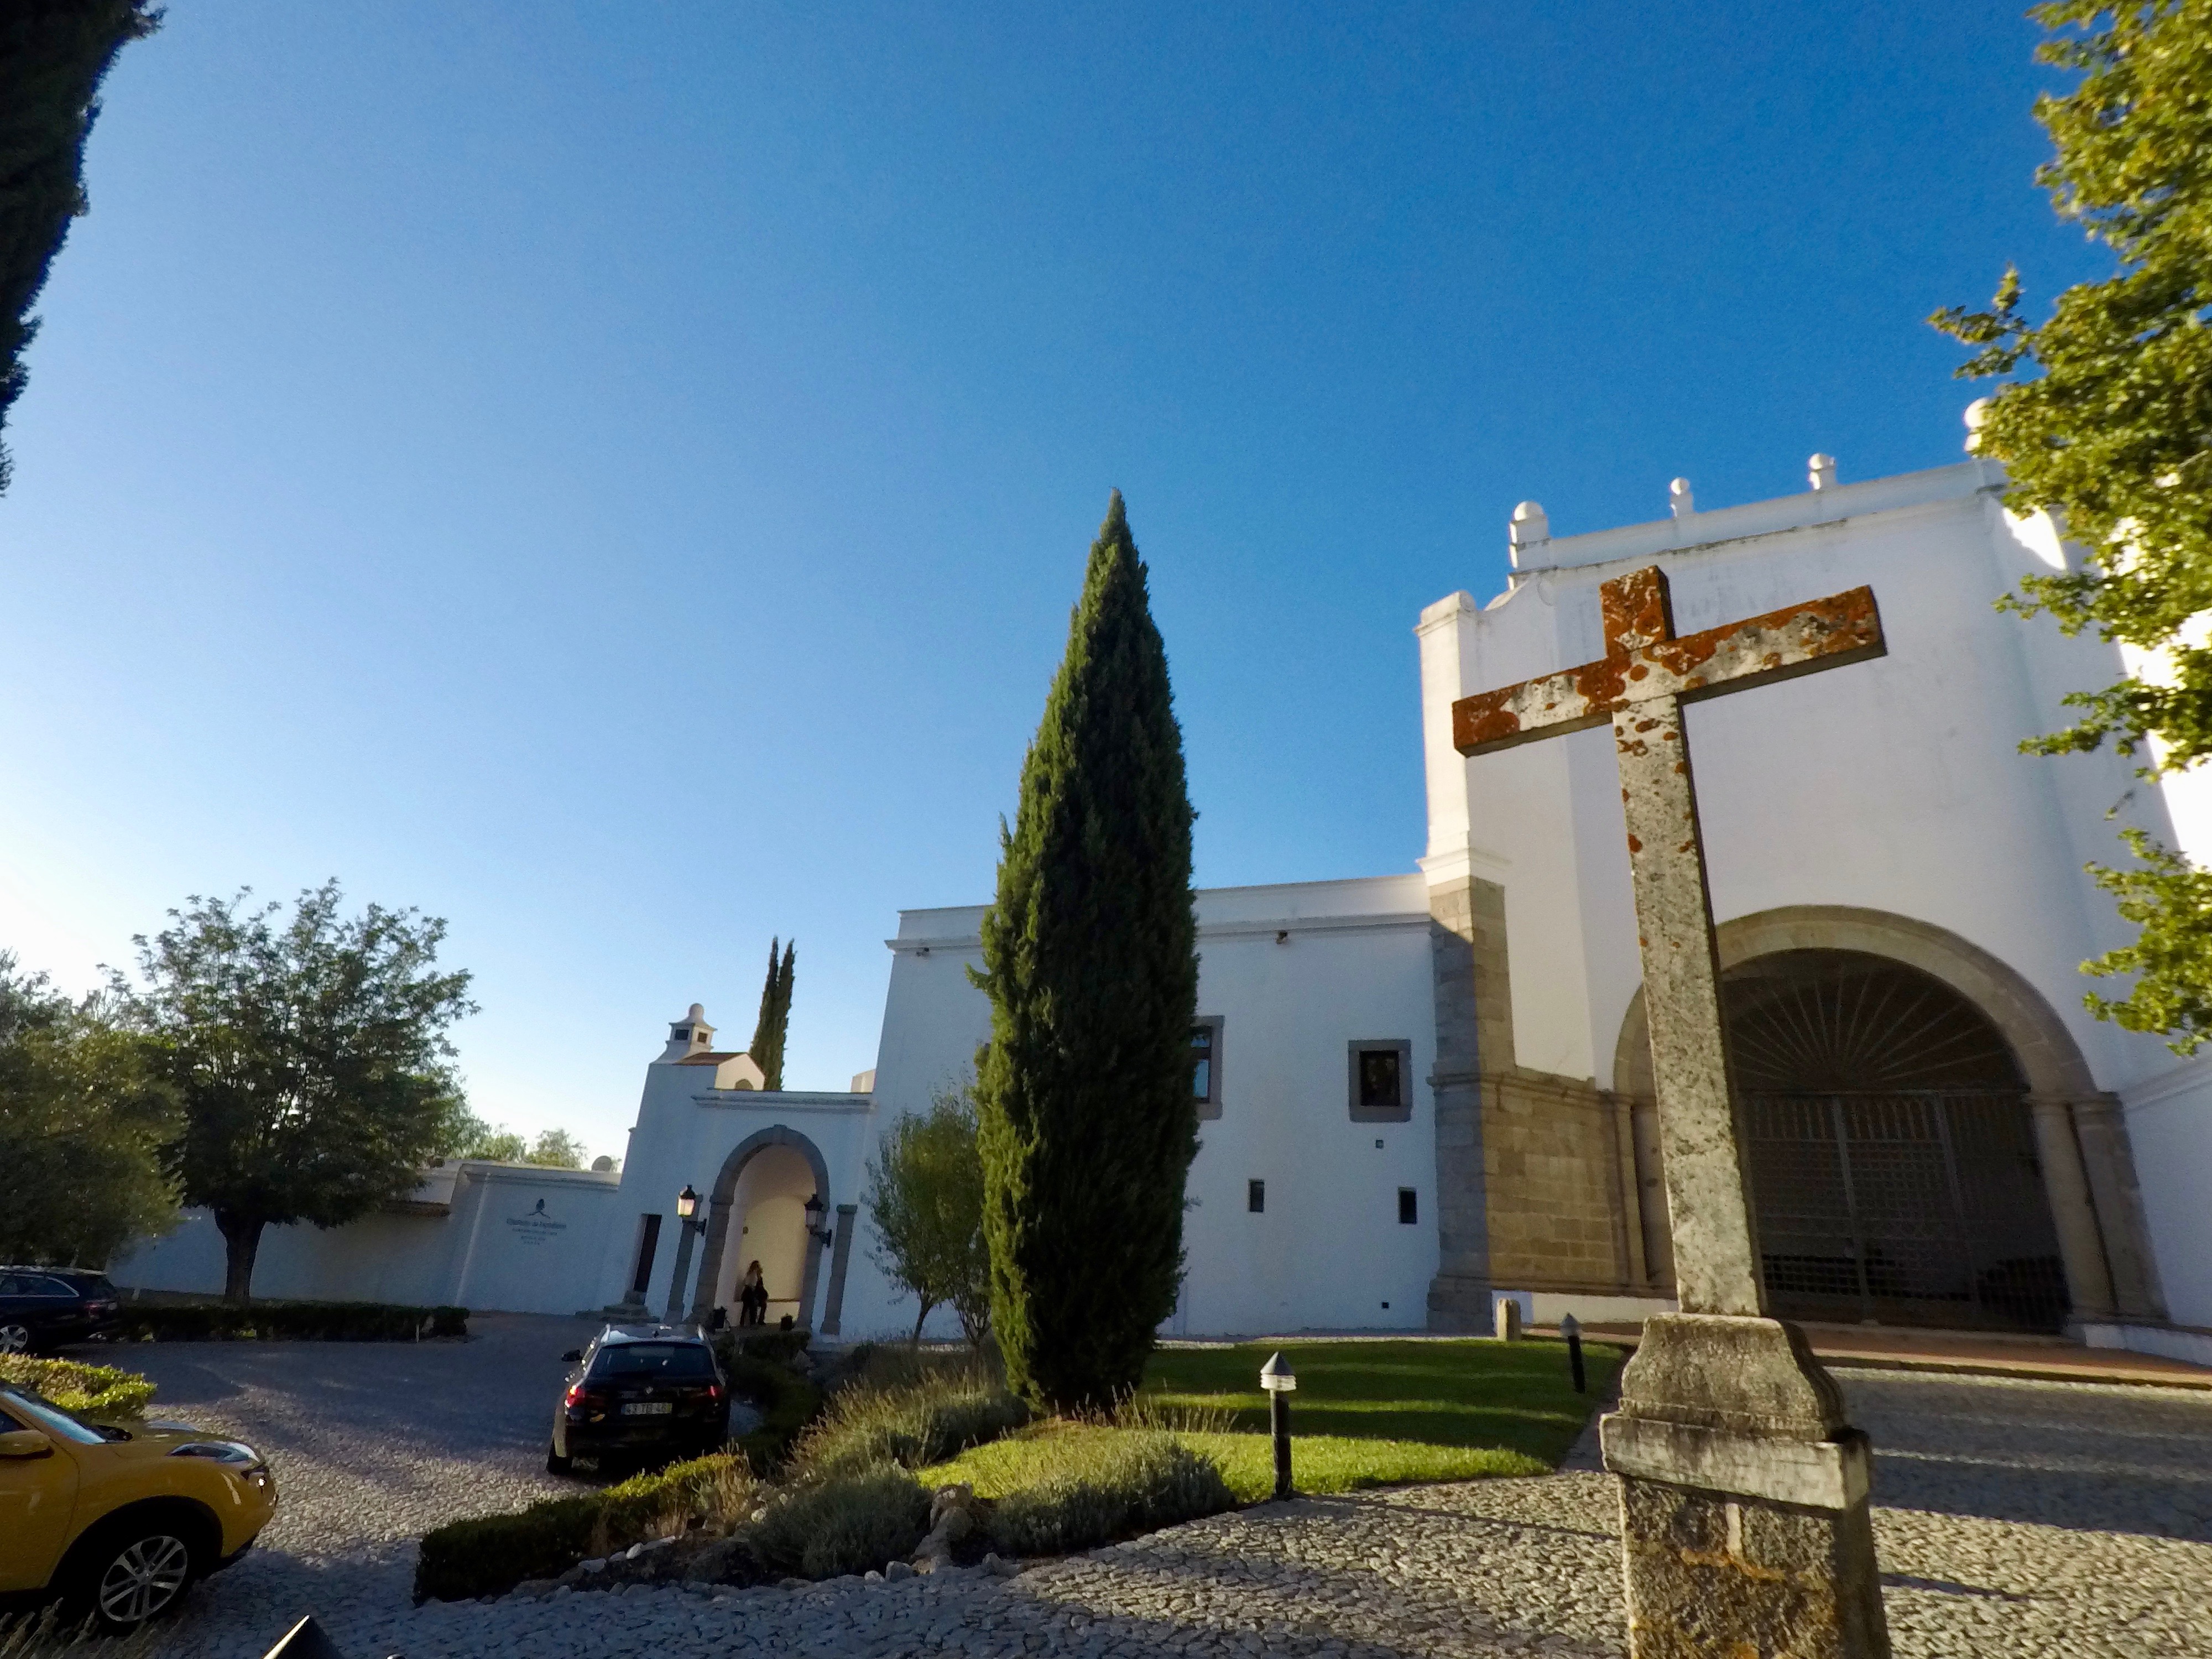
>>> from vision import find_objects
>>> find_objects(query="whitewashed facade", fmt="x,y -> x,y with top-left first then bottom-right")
112,436 -> 2212,1363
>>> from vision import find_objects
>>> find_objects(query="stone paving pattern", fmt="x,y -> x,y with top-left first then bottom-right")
129,1318 -> 2212,1658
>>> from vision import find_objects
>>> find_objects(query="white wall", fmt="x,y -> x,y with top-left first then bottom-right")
109,1162 -> 623,1315
1419,458 -> 2212,1334
832,875 -> 1442,1340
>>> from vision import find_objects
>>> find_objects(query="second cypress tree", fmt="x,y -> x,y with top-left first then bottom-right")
747,938 -> 795,1090
972,492 -> 1199,1412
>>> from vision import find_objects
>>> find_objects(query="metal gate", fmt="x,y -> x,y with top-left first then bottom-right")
1721,950 -> 2070,1333
1743,1091 -> 2069,1331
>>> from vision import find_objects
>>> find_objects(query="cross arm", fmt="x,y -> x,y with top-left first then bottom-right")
1453,581 -> 1884,757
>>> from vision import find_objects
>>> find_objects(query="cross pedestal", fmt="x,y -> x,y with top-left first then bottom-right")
1457,566 -> 1892,1658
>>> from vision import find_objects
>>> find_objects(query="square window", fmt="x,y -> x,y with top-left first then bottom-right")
1191,1018 -> 1224,1120
1247,1178 -> 1265,1214
1398,1188 -> 1418,1225
1347,1040 -> 1414,1122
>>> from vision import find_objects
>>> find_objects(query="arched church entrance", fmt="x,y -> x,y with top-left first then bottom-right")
687,1126 -> 831,1331
1724,950 -> 2069,1332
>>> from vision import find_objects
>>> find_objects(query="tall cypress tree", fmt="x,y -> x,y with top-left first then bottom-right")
972,492 -> 1199,1412
747,937 -> 795,1090
1,1 -> 160,493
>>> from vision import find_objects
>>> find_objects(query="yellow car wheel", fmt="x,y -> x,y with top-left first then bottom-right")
62,1509 -> 211,1632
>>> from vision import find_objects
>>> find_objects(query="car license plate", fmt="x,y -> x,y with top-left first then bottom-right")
622,1402 -> 674,1416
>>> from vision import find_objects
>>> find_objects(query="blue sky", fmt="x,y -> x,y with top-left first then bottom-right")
0,3 -> 2100,1162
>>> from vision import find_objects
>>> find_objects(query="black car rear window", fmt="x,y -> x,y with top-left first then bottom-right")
589,1342 -> 714,1380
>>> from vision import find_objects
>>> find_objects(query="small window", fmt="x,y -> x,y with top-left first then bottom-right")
1247,1179 -> 1265,1214
1191,1018 -> 1224,1120
1398,1188 -> 1418,1225
1348,1040 -> 1414,1122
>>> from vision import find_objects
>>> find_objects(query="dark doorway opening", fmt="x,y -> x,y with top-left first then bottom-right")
1725,950 -> 2069,1332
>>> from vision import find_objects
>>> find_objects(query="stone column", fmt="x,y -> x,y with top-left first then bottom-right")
1425,874 -> 1498,1329
688,1197 -> 733,1324
2027,1095 -> 2117,1320
797,1218 -> 828,1332
820,1204 -> 859,1335
2068,1095 -> 2168,1321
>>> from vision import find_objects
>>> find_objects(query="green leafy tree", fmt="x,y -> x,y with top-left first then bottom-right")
0,956 -> 178,1266
0,1 -> 161,493
863,1082 -> 992,1346
971,492 -> 1199,1412
432,1109 -> 525,1163
525,1128 -> 586,1169
747,936 -> 796,1090
1934,0 -> 2212,1050
114,881 -> 477,1302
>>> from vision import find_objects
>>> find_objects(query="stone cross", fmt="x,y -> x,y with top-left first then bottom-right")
1455,562 -> 1893,1658
1454,564 -> 1884,1313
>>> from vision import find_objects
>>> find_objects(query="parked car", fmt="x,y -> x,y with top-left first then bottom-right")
548,1324 -> 731,1474
0,1381 -> 277,1632
0,1268 -> 123,1354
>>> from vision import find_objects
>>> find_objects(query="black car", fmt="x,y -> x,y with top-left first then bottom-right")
0,1269 -> 122,1355
547,1324 -> 731,1474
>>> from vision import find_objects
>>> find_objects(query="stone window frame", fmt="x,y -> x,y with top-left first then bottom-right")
1348,1038 -> 1415,1123
1192,1016 -> 1225,1121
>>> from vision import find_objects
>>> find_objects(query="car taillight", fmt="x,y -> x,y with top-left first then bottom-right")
706,1384 -> 721,1401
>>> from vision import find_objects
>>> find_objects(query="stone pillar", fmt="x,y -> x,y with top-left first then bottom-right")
688,1197 -> 733,1324
821,1204 -> 859,1335
2069,1095 -> 2168,1321
2027,1095 -> 2117,1320
1425,874 -> 1498,1329
797,1217 -> 828,1332
662,1218 -> 700,1324
1601,1316 -> 1890,1659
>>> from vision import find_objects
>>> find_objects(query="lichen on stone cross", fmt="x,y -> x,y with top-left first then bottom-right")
1452,565 -> 1884,1315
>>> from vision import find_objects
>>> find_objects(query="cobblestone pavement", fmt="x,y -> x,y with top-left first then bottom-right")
122,1326 -> 2212,1659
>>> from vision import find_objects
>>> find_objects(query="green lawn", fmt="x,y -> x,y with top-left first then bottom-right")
1140,1337 -> 1624,1468
925,1421 -> 1548,1503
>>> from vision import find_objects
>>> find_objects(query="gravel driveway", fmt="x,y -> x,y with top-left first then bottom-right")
98,1321 -> 2212,1659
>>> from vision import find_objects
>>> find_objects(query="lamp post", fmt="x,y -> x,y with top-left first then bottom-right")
662,1184 -> 706,1324
1259,1351 -> 1296,1500
1561,1312 -> 1587,1394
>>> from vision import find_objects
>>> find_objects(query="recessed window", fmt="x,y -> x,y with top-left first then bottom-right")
1247,1179 -> 1265,1214
1191,1018 -> 1224,1120
1348,1039 -> 1414,1123
1398,1188 -> 1418,1225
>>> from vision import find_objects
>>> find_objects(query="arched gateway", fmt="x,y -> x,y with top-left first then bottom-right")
1614,906 -> 2165,1331
686,1126 -> 837,1332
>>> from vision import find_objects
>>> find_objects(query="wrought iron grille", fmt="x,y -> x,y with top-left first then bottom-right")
1722,951 -> 2069,1333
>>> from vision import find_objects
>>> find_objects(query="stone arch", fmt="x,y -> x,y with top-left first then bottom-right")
688,1125 -> 831,1330
1611,906 -> 2096,1101
1609,905 -> 2161,1324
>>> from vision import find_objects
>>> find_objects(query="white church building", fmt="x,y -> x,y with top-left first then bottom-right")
117,431 -> 2212,1364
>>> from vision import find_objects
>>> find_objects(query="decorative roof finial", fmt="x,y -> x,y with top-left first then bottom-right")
1964,398 -> 1994,453
1670,478 -> 1695,519
1808,453 -> 1838,491
1507,501 -> 1550,568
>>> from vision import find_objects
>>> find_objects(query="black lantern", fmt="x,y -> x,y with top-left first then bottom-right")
805,1192 -> 833,1245
676,1184 -> 698,1223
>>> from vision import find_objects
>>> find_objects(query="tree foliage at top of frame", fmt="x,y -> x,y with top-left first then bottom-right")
0,0 -> 161,492
1934,1 -> 2212,1049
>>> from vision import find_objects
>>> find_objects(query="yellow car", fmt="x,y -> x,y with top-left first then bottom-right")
0,1381 -> 276,1632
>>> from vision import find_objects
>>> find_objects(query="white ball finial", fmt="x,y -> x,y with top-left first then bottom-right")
1669,478 -> 1695,519
1808,453 -> 1838,491
687,1003 -> 706,1022
1964,397 -> 1994,452
1507,500 -> 1551,564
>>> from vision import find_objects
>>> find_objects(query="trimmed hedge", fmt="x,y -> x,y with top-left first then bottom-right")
414,1452 -> 752,1603
109,1301 -> 467,1342
0,1355 -> 155,1418
986,1430 -> 1233,1557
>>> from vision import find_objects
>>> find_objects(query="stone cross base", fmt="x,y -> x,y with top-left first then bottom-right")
1600,1314 -> 1892,1659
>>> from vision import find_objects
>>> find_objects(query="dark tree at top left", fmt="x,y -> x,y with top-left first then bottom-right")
0,1 -> 161,493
